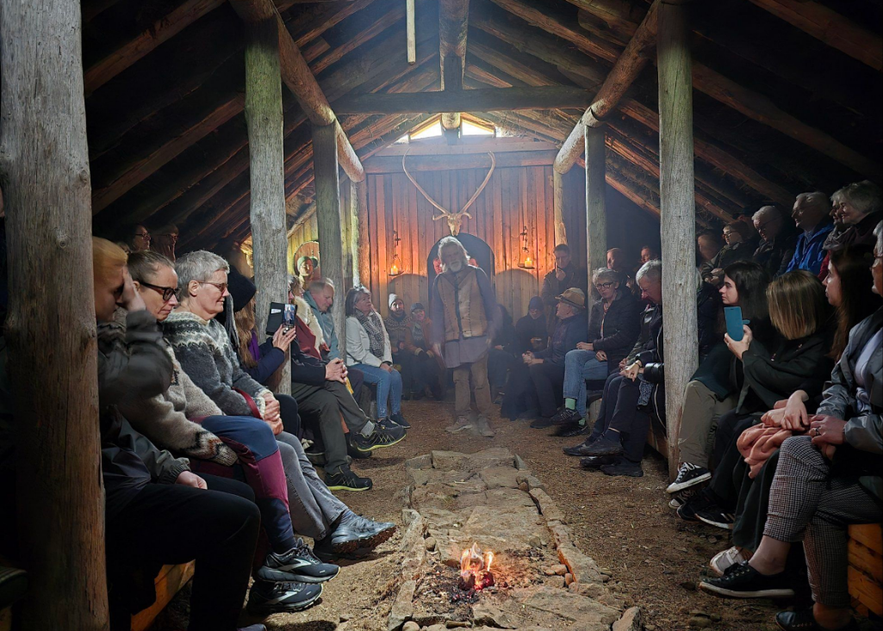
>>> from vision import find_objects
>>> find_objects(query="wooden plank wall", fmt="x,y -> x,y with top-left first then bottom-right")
363,164 -> 580,319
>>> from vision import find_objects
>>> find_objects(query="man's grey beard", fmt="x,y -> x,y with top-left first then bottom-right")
447,259 -> 464,272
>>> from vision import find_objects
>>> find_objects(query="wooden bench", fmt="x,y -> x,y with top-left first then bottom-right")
848,523 -> 882,617
130,562 -> 195,631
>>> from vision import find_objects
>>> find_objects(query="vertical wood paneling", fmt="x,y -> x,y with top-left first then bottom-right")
365,164 -> 568,320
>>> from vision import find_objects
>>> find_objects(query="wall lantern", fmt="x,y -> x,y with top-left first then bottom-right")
389,230 -> 404,276
517,225 -> 535,269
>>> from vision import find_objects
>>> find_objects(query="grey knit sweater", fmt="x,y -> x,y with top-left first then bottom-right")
163,310 -> 269,418
109,310 -> 237,465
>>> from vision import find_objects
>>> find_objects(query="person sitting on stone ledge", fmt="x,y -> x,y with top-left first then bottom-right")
385,293 -> 424,400
502,288 -> 587,428
515,296 -> 548,355
551,268 -> 640,432
541,243 -> 587,334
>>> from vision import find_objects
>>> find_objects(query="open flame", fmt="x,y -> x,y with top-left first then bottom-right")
458,543 -> 495,591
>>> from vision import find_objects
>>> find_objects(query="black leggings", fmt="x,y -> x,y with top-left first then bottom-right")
106,475 -> 260,631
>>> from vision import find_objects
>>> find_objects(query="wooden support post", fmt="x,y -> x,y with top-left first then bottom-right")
313,123 -> 346,354
0,0 -> 110,629
657,0 -> 697,479
356,179 -> 371,291
347,179 -> 361,289
585,125 -> 607,309
439,0 -> 470,138
553,170 -> 567,245
245,19 -> 291,394
407,0 -> 417,64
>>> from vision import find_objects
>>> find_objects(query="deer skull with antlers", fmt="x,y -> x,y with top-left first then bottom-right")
402,151 -> 496,236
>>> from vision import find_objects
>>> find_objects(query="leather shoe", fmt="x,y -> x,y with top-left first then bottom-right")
563,437 -> 598,456
579,455 -> 616,469
553,421 -> 590,437
775,610 -> 858,631
580,436 -> 623,456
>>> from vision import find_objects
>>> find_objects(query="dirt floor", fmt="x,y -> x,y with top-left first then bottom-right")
260,396 -> 788,631
153,395 -> 872,631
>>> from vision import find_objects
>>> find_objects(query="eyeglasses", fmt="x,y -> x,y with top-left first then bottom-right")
594,281 -> 616,290
133,231 -> 150,239
200,281 -> 228,294
139,281 -> 179,302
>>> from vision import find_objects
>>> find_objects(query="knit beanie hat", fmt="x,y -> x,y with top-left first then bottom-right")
528,296 -> 544,311
410,302 -> 425,312
388,293 -> 401,308
228,266 -> 256,313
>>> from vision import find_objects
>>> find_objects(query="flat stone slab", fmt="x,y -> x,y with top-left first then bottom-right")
386,448 -> 621,631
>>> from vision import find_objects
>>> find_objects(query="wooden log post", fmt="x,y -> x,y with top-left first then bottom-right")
657,0 -> 697,479
439,0 -> 470,140
245,19 -> 291,395
0,0 -> 110,629
313,123 -> 346,353
585,125 -> 607,311
553,170 -> 568,246
356,180 -> 371,291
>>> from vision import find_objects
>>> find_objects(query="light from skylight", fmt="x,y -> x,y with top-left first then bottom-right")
462,120 -> 495,136
410,121 -> 443,139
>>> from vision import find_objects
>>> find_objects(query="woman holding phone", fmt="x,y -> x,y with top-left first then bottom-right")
667,262 -> 772,497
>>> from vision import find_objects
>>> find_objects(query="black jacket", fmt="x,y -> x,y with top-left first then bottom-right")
626,302 -> 664,367
535,312 -> 588,367
586,291 -> 641,372
515,314 -> 548,355
753,230 -> 798,279
697,282 -> 722,362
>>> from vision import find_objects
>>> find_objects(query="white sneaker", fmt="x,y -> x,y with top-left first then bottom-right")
709,546 -> 747,577
445,416 -> 472,433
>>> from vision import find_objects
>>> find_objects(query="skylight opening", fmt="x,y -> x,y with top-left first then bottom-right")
410,121 -> 443,139
462,120 -> 495,136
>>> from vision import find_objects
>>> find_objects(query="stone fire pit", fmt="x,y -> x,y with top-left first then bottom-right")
382,447 -> 637,631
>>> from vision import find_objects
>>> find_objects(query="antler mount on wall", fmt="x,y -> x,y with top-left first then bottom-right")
402,151 -> 496,236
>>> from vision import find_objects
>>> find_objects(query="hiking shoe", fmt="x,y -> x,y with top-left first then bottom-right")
550,408 -> 582,425
530,416 -> 555,429
346,436 -> 373,459
325,465 -> 373,492
377,417 -> 401,432
445,416 -> 472,433
774,609 -> 859,631
580,435 -> 623,456
350,426 -> 406,454
476,415 -> 496,438
563,437 -> 599,456
317,510 -> 397,557
579,455 -> 617,469
698,561 -> 794,599
246,580 -> 323,615
389,412 -> 411,429
554,421 -> 590,437
696,506 -> 736,530
666,462 -> 712,494
668,486 -> 699,510
600,461 -> 643,477
255,539 -> 340,583
710,546 -> 748,577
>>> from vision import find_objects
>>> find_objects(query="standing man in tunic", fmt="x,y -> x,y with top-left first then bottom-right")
431,237 -> 500,438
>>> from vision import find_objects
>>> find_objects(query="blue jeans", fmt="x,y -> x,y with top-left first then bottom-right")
563,349 -> 609,418
352,364 -> 402,419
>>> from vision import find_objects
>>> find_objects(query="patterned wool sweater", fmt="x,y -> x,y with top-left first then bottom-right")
109,309 -> 237,465
163,310 -> 270,418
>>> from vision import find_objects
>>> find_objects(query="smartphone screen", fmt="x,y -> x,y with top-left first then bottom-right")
283,304 -> 297,331
724,306 -> 745,342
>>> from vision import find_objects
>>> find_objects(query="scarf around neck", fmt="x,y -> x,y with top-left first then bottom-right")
357,310 -> 386,359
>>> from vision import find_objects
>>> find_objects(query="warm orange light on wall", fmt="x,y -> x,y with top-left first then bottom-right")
389,230 -> 403,276
517,225 -> 535,269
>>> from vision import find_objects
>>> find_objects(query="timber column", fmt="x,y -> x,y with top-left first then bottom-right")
245,19 -> 291,394
657,0 -> 697,478
313,123 -> 346,357
553,170 -> 567,246
585,125 -> 607,310
0,0 -> 109,629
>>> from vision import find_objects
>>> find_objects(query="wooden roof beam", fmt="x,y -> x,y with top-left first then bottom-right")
229,0 -> 365,182
554,0 -> 659,174
439,0 -> 471,136
746,0 -> 882,71
335,86 -> 591,114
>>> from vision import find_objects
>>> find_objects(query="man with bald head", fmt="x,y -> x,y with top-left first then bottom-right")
785,192 -> 834,275
752,205 -> 797,278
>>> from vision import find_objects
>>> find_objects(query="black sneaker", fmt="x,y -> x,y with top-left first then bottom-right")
554,421 -> 590,437
389,412 -> 411,429
346,436 -> 373,460
676,488 -> 716,521
550,408 -> 582,425
600,461 -> 643,477
669,486 -> 699,510
580,435 -> 623,456
563,436 -> 599,456
246,580 -> 323,615
530,416 -> 555,429
579,455 -> 617,469
698,561 -> 795,599
255,539 -> 340,583
325,465 -> 373,492
316,510 -> 397,557
775,609 -> 859,631
696,506 -> 736,530
350,426 -> 406,454
666,462 -> 712,494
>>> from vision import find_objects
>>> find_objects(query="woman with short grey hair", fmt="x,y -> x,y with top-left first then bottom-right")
822,180 -> 883,279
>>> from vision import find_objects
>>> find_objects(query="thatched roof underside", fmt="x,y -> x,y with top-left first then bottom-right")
85,0 -> 883,251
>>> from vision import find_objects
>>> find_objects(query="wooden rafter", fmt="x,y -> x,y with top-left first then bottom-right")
335,86 -> 591,114
439,0 -> 471,134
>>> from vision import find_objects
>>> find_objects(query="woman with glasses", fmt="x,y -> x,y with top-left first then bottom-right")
551,269 -> 640,430
115,223 -> 151,253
